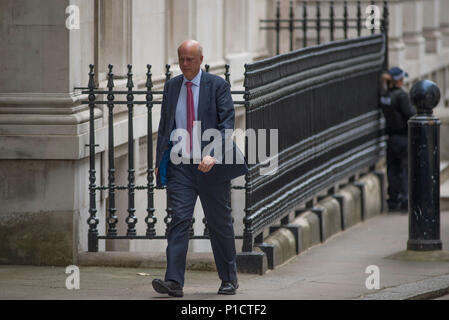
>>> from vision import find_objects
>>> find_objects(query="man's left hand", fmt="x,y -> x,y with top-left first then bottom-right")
198,155 -> 216,173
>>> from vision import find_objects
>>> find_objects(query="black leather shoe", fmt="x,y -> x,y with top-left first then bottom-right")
218,280 -> 238,295
152,279 -> 183,297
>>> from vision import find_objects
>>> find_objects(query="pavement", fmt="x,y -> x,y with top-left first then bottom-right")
1,210 -> 449,300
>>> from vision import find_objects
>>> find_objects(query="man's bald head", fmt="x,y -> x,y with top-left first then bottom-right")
178,40 -> 204,80
178,40 -> 203,57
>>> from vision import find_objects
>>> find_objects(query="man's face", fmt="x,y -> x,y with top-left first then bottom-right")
395,78 -> 404,88
178,45 -> 203,80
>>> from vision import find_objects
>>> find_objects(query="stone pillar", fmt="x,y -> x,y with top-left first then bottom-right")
253,0 -> 270,59
422,0 -> 442,54
131,0 -> 166,79
0,0 -> 100,265
98,0 -> 132,78
387,1 -> 406,68
168,0 -> 190,65
439,0 -> 449,46
402,0 -> 426,60
195,0 -> 224,65
168,0 -> 225,67
224,0 -> 253,85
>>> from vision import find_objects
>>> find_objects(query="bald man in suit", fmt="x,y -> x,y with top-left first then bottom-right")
152,40 -> 247,297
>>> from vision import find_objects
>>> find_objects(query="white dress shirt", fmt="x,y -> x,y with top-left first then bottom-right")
173,69 -> 202,161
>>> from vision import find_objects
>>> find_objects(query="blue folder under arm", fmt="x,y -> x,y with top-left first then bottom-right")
157,141 -> 172,187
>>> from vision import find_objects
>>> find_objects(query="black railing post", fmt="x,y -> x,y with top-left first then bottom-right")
165,64 -> 172,81
302,1 -> 308,47
106,64 -> 118,236
164,206 -> 172,237
189,217 -> 195,239
145,64 -> 157,238
357,1 -> 362,37
224,64 -> 237,239
289,0 -> 294,51
316,1 -> 321,45
242,64 -> 253,252
330,1 -> 335,42
382,1 -> 389,70
87,64 -> 99,252
276,1 -> 281,55
205,64 -> 210,73
370,0 -> 375,35
164,64 -> 173,236
203,216 -> 210,237
224,64 -> 230,84
407,80 -> 442,251
125,65 -> 137,236
343,1 -> 348,39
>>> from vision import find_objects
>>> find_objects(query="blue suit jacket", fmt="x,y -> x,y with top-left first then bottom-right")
155,70 -> 248,187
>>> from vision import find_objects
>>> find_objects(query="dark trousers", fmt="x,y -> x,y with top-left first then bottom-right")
386,134 -> 408,208
164,162 -> 237,286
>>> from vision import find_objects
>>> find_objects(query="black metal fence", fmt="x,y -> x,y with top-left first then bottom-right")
83,34 -> 386,254
241,34 -> 386,252
82,64 -> 244,252
261,0 -> 389,68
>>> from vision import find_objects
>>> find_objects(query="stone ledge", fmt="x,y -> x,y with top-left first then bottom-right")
269,223 -> 302,254
312,197 -> 342,242
292,210 -> 321,251
241,171 -> 383,274
335,184 -> 362,230
78,251 -> 217,271
236,251 -> 268,275
358,173 -> 382,220
255,227 -> 297,269
435,108 -> 449,161
441,179 -> 449,211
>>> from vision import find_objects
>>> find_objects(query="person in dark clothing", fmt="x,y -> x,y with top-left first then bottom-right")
379,67 -> 416,212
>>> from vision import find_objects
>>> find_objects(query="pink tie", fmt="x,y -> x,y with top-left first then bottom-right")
185,81 -> 195,154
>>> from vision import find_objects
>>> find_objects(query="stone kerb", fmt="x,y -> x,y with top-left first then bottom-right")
255,228 -> 297,269
239,172 -> 383,274
312,197 -> 342,242
335,185 -> 363,230
292,210 -> 321,251
358,173 -> 382,220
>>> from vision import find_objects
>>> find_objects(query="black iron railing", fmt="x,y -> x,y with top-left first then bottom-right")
261,0 -> 389,69
83,34 -> 386,254
82,64 -> 245,251
240,34 -> 386,252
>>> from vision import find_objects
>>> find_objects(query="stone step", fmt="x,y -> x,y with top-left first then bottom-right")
435,107 -> 449,162
441,179 -> 449,211
441,161 -> 449,183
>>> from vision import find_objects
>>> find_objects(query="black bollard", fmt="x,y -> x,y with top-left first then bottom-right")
407,80 -> 442,251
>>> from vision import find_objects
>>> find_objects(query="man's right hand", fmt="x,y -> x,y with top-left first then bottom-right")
154,167 -> 158,178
